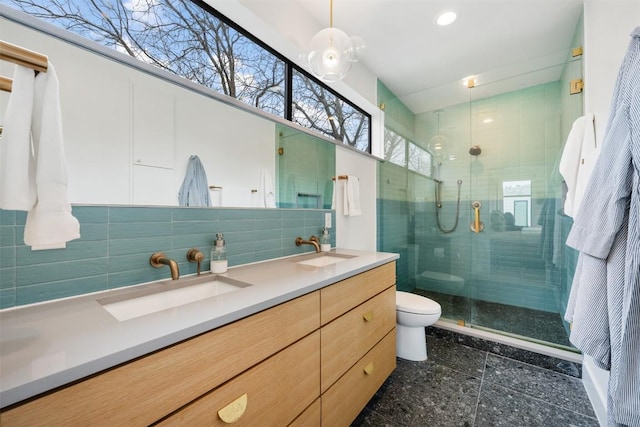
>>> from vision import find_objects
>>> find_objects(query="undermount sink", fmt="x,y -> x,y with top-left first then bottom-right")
295,253 -> 356,267
98,275 -> 251,321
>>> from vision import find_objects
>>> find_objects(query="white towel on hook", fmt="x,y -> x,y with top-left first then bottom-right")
0,65 -> 37,210
559,113 -> 598,217
344,175 -> 362,216
23,63 -> 80,250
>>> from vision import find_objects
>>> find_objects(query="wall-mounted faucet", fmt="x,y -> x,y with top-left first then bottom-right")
186,248 -> 205,276
295,236 -> 320,253
150,252 -> 180,280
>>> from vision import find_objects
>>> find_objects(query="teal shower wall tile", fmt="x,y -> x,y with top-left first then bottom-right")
76,223 -> 108,241
16,241 -> 108,267
281,210 -> 304,220
227,252 -> 260,266
253,219 -> 283,232
257,228 -> 283,241
13,211 -> 27,225
72,206 -> 108,223
172,220 -> 219,237
0,266 -> 16,289
281,218 -> 305,230
0,247 -> 16,269
0,288 -> 16,309
219,219 -> 254,233
172,207 -> 220,222
228,240 -> 261,256
250,209 -> 281,220
218,209 -> 256,221
224,230 -> 259,244
109,222 -> 172,240
304,210 -> 324,223
109,252 -> 160,274
109,236 -> 172,257
109,206 -> 172,223
172,234 -> 216,250
0,225 -> 15,247
15,276 -> 109,306
17,259 -> 108,287
0,210 -> 16,225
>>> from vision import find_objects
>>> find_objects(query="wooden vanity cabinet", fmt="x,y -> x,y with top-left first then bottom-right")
0,291 -> 320,426
319,261 -> 397,426
0,261 -> 397,427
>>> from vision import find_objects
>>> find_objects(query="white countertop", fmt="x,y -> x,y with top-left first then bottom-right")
0,249 -> 398,408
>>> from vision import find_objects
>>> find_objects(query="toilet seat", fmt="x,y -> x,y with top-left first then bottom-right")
396,291 -> 441,315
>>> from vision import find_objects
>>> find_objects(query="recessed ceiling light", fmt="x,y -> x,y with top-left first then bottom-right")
482,118 -> 493,124
436,11 -> 457,26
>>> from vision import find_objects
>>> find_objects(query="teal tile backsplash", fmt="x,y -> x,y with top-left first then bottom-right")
0,206 -> 335,309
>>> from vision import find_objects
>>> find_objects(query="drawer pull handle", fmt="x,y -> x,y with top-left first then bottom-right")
364,362 -> 375,375
218,393 -> 248,424
363,311 -> 374,322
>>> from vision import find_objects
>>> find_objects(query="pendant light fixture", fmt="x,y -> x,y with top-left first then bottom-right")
306,0 -> 365,83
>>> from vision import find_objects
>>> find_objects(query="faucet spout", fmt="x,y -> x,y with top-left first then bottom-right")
186,248 -> 205,276
295,236 -> 321,253
150,252 -> 180,280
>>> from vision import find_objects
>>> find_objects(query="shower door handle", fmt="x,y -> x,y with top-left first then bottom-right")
470,201 -> 484,233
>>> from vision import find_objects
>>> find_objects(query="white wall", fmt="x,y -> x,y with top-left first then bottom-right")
334,146 -> 377,251
581,2 -> 640,425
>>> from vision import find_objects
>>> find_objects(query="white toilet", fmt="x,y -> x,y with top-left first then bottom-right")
396,291 -> 442,361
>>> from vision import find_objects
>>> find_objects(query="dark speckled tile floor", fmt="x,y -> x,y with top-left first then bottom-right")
352,328 -> 598,427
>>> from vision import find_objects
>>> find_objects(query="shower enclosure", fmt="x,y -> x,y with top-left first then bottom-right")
377,41 -> 583,350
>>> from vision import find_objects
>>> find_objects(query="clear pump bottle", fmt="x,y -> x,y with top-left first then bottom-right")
320,227 -> 331,252
210,233 -> 228,273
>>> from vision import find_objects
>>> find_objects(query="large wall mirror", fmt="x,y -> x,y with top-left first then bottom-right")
0,11 -> 336,208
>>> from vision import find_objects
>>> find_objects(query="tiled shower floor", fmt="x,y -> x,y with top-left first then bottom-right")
352,328 -> 597,427
413,289 -> 573,348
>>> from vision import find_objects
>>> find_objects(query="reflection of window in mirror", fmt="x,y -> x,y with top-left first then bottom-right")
502,180 -> 531,229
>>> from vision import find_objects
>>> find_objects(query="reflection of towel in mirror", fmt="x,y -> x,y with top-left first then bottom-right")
178,155 -> 211,207
1,64 -> 80,250
331,180 -> 336,210
344,175 -> 361,216
258,169 -> 276,208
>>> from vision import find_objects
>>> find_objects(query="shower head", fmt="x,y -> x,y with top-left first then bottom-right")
469,145 -> 482,156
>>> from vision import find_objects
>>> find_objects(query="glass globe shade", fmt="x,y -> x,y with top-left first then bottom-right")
308,27 -> 353,82
347,36 -> 366,62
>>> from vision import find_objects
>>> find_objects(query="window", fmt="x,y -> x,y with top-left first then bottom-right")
291,70 -> 370,151
502,180 -> 531,227
4,0 -> 371,152
407,142 -> 431,176
384,127 -> 432,177
383,128 -> 406,166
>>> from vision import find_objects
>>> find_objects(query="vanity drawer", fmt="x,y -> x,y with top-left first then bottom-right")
322,329 -> 396,427
158,331 -> 320,426
321,261 -> 395,325
321,286 -> 396,392
0,291 -> 320,426
289,398 -> 321,427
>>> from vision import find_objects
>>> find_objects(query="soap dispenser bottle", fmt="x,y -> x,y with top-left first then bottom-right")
320,227 -> 331,252
210,233 -> 228,273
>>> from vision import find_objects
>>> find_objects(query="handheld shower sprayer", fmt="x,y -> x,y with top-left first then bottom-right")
435,178 -> 463,233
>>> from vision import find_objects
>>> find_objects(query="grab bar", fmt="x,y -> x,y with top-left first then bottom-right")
470,201 -> 484,233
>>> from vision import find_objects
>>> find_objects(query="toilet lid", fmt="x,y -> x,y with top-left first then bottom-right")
396,291 -> 442,315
